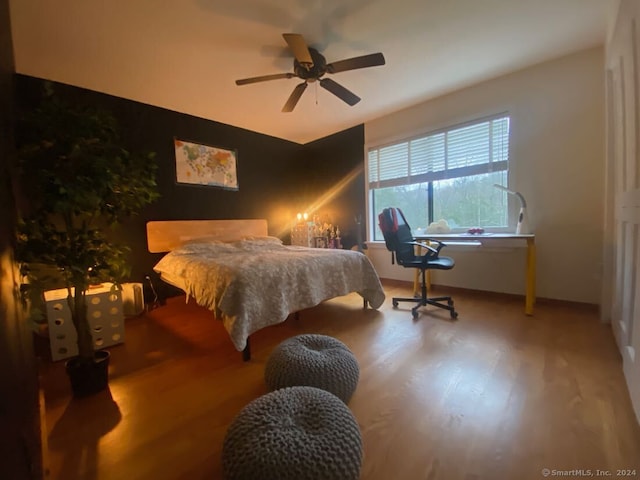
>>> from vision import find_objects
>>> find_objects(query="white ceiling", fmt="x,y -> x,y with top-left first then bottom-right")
9,0 -> 617,144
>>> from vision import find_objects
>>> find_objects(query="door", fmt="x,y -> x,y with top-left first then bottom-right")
605,0 -> 640,423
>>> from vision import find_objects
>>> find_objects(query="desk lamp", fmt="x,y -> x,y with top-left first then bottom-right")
493,184 -> 529,234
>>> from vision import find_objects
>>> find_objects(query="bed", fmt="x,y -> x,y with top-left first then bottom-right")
147,219 -> 386,360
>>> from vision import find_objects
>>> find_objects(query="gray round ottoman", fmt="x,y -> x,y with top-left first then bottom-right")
222,386 -> 363,480
264,334 -> 359,403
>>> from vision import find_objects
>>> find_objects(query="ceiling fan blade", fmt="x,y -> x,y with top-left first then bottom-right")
282,33 -> 314,67
235,73 -> 294,86
319,78 -> 361,106
282,82 -> 308,112
326,52 -> 386,74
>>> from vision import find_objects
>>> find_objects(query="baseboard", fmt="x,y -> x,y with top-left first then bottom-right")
379,277 -> 599,312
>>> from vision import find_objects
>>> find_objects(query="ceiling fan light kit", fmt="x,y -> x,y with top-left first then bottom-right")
235,33 -> 386,112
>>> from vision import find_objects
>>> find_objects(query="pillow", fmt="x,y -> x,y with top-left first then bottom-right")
236,235 -> 283,246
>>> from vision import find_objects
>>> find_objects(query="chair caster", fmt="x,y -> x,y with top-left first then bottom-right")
392,300 -> 399,308
411,308 -> 419,319
450,310 -> 458,320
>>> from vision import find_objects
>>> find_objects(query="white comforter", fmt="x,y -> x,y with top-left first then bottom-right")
153,237 -> 386,351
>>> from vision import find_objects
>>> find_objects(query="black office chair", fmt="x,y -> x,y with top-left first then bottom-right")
378,207 -> 458,319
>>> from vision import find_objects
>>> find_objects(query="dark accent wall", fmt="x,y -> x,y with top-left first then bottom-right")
302,125 -> 366,250
1,2 -> 44,479
14,75 -> 366,298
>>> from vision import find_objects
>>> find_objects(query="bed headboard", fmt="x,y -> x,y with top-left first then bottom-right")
146,219 -> 269,253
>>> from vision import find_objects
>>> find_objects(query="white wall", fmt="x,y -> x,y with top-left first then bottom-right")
365,47 -> 605,304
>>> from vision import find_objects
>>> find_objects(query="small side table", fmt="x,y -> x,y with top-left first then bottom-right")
44,283 -> 125,361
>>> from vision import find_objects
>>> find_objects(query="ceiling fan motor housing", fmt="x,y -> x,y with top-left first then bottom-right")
294,48 -> 327,81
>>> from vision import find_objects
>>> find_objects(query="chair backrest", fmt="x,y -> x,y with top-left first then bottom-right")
378,207 -> 416,264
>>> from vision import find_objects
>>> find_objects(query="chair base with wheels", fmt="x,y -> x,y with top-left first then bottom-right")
392,268 -> 458,319
378,207 -> 459,320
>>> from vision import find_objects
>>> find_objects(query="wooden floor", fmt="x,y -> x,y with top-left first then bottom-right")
39,280 -> 640,480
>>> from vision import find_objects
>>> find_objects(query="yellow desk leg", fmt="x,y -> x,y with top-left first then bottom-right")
525,238 -> 536,315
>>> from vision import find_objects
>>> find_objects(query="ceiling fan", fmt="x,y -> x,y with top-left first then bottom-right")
235,33 -> 386,112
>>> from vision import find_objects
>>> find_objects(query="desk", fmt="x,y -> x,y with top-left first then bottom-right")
414,233 -> 536,315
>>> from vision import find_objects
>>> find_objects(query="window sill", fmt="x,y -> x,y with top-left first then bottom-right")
366,239 -> 527,252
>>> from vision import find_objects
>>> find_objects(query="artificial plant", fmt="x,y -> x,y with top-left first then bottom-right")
15,82 -> 159,363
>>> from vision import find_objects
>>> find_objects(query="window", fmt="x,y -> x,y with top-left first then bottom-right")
367,114 -> 510,240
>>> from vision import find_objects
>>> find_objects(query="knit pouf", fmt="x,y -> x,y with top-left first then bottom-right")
222,386 -> 363,480
264,334 -> 359,403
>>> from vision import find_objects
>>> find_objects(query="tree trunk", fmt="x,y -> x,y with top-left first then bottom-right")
68,282 -> 93,360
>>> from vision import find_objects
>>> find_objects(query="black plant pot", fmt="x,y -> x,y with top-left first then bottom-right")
65,350 -> 111,397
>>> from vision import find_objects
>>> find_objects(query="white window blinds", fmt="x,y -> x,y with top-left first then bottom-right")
368,114 -> 510,188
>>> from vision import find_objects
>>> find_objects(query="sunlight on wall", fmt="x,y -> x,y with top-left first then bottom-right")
271,164 -> 364,239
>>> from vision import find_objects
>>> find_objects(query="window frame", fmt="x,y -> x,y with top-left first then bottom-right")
365,112 -> 513,241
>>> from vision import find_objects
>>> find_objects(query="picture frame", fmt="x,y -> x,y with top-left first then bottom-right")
174,138 -> 238,190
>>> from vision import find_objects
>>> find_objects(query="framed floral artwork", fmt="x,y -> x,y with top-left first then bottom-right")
174,138 -> 238,190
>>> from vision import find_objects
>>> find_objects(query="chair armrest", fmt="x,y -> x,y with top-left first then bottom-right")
407,241 -> 439,255
416,238 -> 448,248
402,241 -> 443,260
